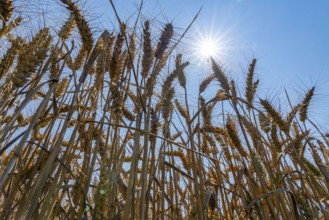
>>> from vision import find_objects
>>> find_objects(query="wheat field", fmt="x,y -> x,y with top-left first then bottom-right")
0,1 -> 328,219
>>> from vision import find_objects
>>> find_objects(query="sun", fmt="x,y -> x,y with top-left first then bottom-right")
198,38 -> 220,58
192,34 -> 226,65
188,22 -> 232,66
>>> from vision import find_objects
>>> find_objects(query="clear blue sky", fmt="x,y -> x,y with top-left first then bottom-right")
44,0 -> 329,126
101,0 -> 329,125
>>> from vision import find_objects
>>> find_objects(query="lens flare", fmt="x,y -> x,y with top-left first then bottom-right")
198,38 -> 220,58
192,33 -> 228,65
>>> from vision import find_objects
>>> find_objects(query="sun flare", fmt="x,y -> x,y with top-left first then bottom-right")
192,34 -> 226,65
198,38 -> 219,58
188,18 -> 234,66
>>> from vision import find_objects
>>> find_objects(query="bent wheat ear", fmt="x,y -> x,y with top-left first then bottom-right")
72,46 -> 87,71
302,157 -> 321,177
58,13 -> 76,40
286,104 -> 300,127
61,0 -> 93,52
0,17 -> 23,39
175,99 -> 188,120
199,74 -> 215,94
210,57 -> 230,93
122,106 -> 135,121
171,131 -> 182,141
260,99 -> 288,133
299,87 -> 315,122
155,23 -> 173,59
12,28 -> 52,88
162,71 -> 178,99
175,54 -> 189,89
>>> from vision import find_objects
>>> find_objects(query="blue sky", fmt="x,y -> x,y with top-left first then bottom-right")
41,0 -> 328,126
97,0 -> 329,124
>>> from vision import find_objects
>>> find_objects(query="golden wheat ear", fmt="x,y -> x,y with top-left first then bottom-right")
58,13 -> 76,40
199,74 -> 215,94
12,28 -> 52,88
141,20 -> 153,78
175,99 -> 189,120
260,99 -> 289,134
226,117 -> 248,157
0,37 -> 23,80
71,46 -> 87,71
55,77 -> 69,98
299,86 -> 315,122
258,112 -> 271,133
0,17 -> 23,40
61,0 -> 93,53
210,57 -> 230,93
154,23 -> 173,60
245,58 -> 258,109
110,23 -> 126,83
175,54 -> 189,89
0,0 -> 13,22
125,33 -> 136,72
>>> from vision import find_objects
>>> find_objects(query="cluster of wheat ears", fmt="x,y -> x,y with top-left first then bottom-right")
0,0 -> 328,219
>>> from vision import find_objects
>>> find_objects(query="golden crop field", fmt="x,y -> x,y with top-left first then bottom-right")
0,0 -> 328,219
